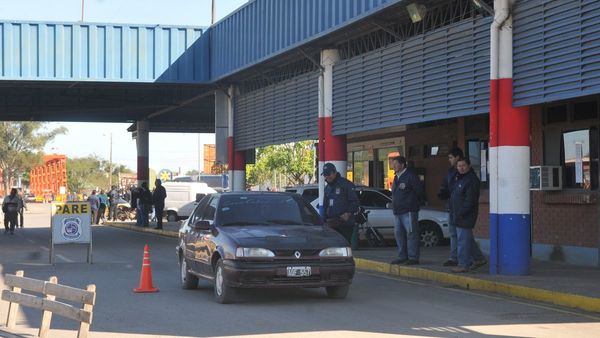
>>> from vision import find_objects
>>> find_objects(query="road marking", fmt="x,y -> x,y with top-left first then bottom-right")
26,238 -> 36,244
357,271 -> 600,321
40,246 -> 75,263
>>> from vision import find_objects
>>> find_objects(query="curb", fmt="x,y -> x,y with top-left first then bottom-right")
105,222 -> 179,238
354,258 -> 600,313
104,223 -> 600,313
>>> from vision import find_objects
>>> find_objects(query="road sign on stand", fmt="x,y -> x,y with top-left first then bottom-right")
50,202 -> 93,264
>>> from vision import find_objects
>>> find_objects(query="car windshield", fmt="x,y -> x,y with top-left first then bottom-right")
218,194 -> 323,227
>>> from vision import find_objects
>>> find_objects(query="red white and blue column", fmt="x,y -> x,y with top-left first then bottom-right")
318,49 -> 347,212
136,120 -> 150,187
489,0 -> 530,275
227,86 -> 246,192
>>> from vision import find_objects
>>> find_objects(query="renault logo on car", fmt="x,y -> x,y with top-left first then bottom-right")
294,251 -> 301,259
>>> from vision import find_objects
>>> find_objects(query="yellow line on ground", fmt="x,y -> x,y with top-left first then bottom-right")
104,223 -> 179,238
354,258 -> 600,313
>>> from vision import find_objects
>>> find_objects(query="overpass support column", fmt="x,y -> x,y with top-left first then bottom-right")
318,49 -> 346,212
215,89 -> 229,186
136,120 -> 150,187
227,86 -> 246,192
489,0 -> 530,275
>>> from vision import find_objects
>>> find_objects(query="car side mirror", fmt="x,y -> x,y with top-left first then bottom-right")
386,202 -> 393,209
194,220 -> 211,231
195,193 -> 206,203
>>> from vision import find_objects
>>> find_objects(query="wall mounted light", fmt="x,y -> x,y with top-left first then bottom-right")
406,3 -> 427,23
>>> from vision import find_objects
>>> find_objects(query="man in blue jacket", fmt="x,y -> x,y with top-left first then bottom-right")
449,158 -> 486,273
322,162 -> 359,244
390,156 -> 424,265
437,147 -> 464,267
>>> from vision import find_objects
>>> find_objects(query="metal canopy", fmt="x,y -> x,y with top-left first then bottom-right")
0,81 -> 215,133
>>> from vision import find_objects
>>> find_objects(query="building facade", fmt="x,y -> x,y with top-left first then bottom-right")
29,155 -> 67,201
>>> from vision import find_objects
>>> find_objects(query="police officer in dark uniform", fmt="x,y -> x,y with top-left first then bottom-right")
322,163 -> 359,244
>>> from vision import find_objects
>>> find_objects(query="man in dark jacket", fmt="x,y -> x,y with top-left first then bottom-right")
322,162 -> 359,244
449,158 -> 486,272
3,188 -> 22,235
152,179 -> 167,229
390,156 -> 424,265
437,147 -> 464,267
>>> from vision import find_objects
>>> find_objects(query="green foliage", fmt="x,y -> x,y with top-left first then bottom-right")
246,141 -> 315,188
186,169 -> 199,176
0,122 -> 66,192
67,156 -> 133,193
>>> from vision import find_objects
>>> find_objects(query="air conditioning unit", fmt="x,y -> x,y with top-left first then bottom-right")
530,166 -> 562,190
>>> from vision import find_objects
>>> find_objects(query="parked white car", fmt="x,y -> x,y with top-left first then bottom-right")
162,182 -> 217,222
285,185 -> 449,247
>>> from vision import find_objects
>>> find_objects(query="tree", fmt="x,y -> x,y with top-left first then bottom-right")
0,122 -> 66,193
67,156 -> 133,193
246,141 -> 315,188
185,169 -> 199,176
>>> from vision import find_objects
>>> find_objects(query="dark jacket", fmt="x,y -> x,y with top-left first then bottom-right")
323,173 -> 359,219
449,168 -> 480,229
152,185 -> 167,206
438,167 -> 458,201
391,168 -> 424,215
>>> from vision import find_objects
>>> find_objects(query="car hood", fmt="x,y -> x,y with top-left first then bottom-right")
219,225 -> 347,249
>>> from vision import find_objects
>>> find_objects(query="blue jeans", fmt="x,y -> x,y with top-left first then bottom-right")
456,227 -> 485,268
448,218 -> 457,262
394,212 -> 420,261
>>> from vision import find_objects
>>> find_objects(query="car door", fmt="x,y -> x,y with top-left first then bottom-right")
193,195 -> 219,275
184,197 -> 209,273
357,189 -> 395,237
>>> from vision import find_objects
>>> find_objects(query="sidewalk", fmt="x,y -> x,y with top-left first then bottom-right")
106,221 -> 600,313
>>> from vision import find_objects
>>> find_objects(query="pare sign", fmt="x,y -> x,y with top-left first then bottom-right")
53,203 -> 89,215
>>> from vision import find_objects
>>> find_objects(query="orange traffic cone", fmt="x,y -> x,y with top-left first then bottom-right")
134,244 -> 159,293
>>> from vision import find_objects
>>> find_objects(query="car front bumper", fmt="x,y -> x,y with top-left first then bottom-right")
222,259 -> 355,288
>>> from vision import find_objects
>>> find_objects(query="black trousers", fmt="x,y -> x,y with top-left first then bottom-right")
155,204 -> 164,227
4,212 -> 18,233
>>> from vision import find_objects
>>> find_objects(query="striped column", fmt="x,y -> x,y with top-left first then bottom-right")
318,49 -> 346,212
489,0 -> 530,275
136,120 -> 150,187
227,86 -> 246,192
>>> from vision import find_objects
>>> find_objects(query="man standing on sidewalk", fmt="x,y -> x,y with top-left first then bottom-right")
437,147 -> 464,267
449,158 -> 486,273
108,185 -> 119,221
322,162 -> 360,245
390,156 -> 424,265
152,179 -> 167,229
87,190 -> 100,225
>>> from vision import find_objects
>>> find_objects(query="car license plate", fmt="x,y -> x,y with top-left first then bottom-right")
286,266 -> 311,277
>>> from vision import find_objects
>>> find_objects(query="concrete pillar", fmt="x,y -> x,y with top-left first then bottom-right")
136,120 -> 150,187
227,86 -> 246,192
215,90 -> 229,167
318,49 -> 346,211
489,0 -> 530,275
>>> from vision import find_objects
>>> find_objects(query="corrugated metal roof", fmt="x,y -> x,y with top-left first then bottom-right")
0,21 -> 209,83
209,0 -> 404,81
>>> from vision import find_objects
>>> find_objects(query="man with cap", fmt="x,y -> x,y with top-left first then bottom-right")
390,156 -> 425,265
321,162 -> 359,244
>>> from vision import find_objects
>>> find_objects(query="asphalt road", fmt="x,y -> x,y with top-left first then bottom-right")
1,204 -> 600,338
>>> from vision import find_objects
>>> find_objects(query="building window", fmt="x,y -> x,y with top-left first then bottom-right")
466,139 -> 489,189
560,128 -> 598,190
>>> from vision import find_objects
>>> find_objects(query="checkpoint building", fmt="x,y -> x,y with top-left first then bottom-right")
1,0 -> 600,271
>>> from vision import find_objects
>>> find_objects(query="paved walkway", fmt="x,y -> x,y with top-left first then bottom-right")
107,220 -> 600,313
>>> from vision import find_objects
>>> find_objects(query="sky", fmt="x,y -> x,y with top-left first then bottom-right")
0,0 -> 248,174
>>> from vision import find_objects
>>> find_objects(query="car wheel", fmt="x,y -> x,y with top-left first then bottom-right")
116,210 -> 127,221
180,256 -> 198,289
214,259 -> 236,304
325,285 -> 350,299
419,221 -> 443,247
167,212 -> 178,222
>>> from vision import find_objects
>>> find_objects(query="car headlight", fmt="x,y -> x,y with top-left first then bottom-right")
235,247 -> 275,258
319,247 -> 352,257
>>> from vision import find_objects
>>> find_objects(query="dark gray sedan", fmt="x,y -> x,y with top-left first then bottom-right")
176,192 -> 355,303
